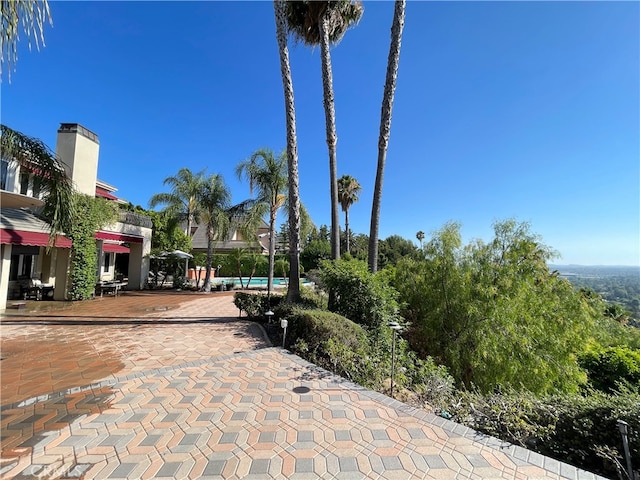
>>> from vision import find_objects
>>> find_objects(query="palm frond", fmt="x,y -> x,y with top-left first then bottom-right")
0,124 -> 73,239
1,0 -> 52,81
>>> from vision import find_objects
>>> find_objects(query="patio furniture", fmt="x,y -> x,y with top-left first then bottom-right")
18,278 -> 54,301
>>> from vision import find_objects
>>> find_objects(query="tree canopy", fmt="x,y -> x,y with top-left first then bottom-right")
393,220 -> 597,394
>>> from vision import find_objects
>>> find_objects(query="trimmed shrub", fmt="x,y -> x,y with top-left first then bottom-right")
233,292 -> 283,319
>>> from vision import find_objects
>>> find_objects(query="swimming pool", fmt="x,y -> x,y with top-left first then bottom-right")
219,277 -> 310,287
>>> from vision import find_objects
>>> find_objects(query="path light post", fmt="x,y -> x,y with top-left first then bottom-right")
617,420 -> 635,480
280,318 -> 288,348
388,321 -> 402,398
265,309 -> 274,325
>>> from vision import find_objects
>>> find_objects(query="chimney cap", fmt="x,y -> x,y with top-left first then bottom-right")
58,123 -> 99,144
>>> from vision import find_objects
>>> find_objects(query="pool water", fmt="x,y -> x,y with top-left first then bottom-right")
221,277 -> 309,287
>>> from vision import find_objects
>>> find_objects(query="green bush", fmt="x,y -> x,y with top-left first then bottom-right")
233,292 -> 283,319
541,388 -> 640,479
283,307 -> 454,396
318,259 -> 399,328
579,346 -> 640,393
448,386 -> 640,479
286,308 -> 381,385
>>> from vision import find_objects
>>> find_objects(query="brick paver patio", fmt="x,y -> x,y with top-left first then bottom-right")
1,291 -> 605,479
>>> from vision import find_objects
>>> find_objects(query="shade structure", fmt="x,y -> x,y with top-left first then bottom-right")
0,229 -> 72,248
159,249 -> 193,259
95,187 -> 118,200
102,242 -> 130,254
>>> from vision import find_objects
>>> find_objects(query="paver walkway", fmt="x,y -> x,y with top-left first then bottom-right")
1,292 -> 605,479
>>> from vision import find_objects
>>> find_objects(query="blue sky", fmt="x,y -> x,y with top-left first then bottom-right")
3,1 -> 638,266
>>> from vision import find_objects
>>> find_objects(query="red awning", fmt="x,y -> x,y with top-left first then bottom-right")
95,231 -> 143,243
0,229 -> 72,248
96,186 -> 118,200
102,243 -> 130,254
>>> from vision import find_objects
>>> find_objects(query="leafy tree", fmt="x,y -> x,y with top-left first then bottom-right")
300,238 -> 331,272
236,148 -> 288,298
1,0 -> 52,80
416,230 -> 425,249
0,124 -> 73,239
124,207 -> 190,254
286,0 -> 363,261
377,234 -> 418,269
273,0 -> 302,302
579,346 -> 640,393
394,220 -> 596,394
368,0 -> 406,272
337,174 -> 362,254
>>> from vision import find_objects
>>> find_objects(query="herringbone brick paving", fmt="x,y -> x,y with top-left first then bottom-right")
0,291 -> 605,479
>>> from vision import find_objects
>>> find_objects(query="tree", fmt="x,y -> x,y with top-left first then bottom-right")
149,167 -> 205,238
416,230 -> 424,248
378,234 -> 418,269
393,220 -> 597,394
337,174 -> 362,254
1,0 -> 52,80
369,0 -> 406,272
274,0 -> 302,302
286,0 -> 363,261
0,124 -> 73,239
236,148 -> 287,300
197,173 -> 263,292
149,167 -> 205,272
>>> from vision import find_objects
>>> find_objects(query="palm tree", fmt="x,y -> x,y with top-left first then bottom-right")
236,148 -> 288,301
337,174 -> 361,254
149,167 -> 205,238
416,230 -> 425,249
1,0 -> 52,81
286,0 -> 363,261
197,173 -> 263,292
273,0 -> 302,302
368,0 -> 406,273
0,124 -> 73,239
149,167 -> 205,272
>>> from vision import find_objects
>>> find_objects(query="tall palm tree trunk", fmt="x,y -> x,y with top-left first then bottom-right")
203,231 -> 214,292
368,0 -> 406,273
274,0 -> 301,302
345,209 -> 350,253
319,11 -> 341,261
267,205 -> 277,301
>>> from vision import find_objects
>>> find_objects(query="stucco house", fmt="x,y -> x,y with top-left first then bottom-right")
188,218 -> 271,256
0,123 -> 152,309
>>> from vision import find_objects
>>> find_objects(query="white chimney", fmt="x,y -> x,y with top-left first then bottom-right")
55,123 -> 100,196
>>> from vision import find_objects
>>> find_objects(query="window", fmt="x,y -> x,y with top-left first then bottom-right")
103,252 -> 111,271
9,254 -> 36,280
19,172 -> 29,195
1,160 -> 7,190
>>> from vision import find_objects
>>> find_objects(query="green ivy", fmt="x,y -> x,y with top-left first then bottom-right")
66,194 -> 118,300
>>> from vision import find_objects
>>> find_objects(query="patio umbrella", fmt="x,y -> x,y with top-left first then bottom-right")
166,250 -> 193,259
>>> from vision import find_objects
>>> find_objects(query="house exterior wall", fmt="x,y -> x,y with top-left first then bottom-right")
0,244 -> 12,310
1,123 -> 153,309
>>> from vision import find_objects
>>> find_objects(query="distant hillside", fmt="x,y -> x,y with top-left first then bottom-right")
550,264 -> 640,320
